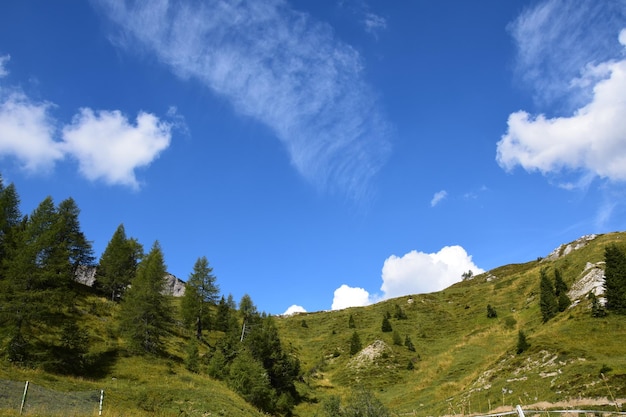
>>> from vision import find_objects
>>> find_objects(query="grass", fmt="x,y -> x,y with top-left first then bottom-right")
275,232 -> 626,416
2,232 -> 626,416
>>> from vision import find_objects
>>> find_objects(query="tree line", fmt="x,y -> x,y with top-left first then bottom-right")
0,175 -> 300,416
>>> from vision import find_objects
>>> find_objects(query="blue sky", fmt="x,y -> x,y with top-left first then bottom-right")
1,0 -> 625,315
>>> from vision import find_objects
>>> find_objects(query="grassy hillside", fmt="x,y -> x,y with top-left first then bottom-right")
1,232 -> 625,416
276,232 -> 626,416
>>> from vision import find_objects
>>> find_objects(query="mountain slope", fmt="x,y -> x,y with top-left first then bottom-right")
276,232 -> 626,416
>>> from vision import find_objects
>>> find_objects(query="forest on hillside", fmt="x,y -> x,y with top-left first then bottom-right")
0,175 -> 305,415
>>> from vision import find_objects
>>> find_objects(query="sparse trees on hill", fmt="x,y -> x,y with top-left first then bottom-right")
119,241 -> 171,354
181,256 -> 220,339
604,244 -> 626,314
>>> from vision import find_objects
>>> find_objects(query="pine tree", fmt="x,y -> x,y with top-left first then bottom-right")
56,198 -> 95,275
554,269 -> 571,312
181,256 -> 220,339
0,197 -> 78,363
516,330 -> 530,354
604,244 -> 626,314
539,268 -> 558,322
486,304 -> 498,318
404,335 -> 416,352
394,304 -> 407,320
0,179 -> 22,267
215,295 -> 232,332
96,224 -> 142,301
392,331 -> 402,346
381,316 -> 392,332
119,241 -> 171,354
348,314 -> 356,328
349,331 -> 362,355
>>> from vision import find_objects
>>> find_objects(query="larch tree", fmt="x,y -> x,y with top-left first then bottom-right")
96,224 -> 142,301
604,244 -> 626,314
119,241 -> 171,354
539,268 -> 558,322
181,256 -> 220,339
57,197 -> 95,275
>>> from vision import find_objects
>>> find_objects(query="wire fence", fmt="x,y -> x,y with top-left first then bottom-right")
0,380 -> 103,416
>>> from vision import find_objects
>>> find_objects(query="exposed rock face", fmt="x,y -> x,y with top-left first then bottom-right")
568,261 -> 605,306
545,234 -> 597,261
350,340 -> 392,368
163,273 -> 186,297
74,265 -> 185,297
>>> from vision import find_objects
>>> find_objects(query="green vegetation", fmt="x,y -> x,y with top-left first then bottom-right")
1,174 -> 626,416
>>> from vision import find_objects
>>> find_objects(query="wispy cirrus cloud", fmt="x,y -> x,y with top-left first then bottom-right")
508,0 -> 626,109
92,0 -> 392,199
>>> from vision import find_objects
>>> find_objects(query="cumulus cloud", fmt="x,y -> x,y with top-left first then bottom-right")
283,305 -> 307,316
332,284 -> 372,310
331,246 -> 484,309
0,91 -> 63,172
430,190 -> 447,207
92,0 -> 391,199
497,29 -> 626,182
62,109 -> 172,189
380,246 -> 484,298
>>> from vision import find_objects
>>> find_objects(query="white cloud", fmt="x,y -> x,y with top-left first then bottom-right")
62,109 -> 172,189
332,284 -> 372,310
283,305 -> 307,316
0,91 -> 64,172
93,0 -> 391,199
497,30 -> 626,182
0,54 -> 10,78
380,246 -> 484,298
430,190 -> 447,207
508,0 -> 625,107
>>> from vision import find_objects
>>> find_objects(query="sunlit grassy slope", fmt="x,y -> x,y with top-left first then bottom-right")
1,232 -> 625,416
276,232 -> 626,416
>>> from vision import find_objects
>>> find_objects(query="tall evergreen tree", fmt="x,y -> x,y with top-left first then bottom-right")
381,316 -> 393,332
539,268 -> 558,322
119,241 -> 171,354
0,197 -> 77,363
553,269 -> 571,312
0,179 -> 22,268
349,331 -> 362,355
57,198 -> 95,275
181,256 -> 220,339
96,224 -> 142,301
604,244 -> 626,314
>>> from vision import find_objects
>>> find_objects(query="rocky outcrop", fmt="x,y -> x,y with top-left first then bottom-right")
568,261 -> 605,306
74,265 -> 185,297
545,234 -> 597,261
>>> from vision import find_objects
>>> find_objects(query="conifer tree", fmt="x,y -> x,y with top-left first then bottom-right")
96,224 -> 142,301
348,314 -> 356,328
539,268 -> 558,322
604,244 -> 626,314
381,316 -> 393,332
516,330 -> 530,354
349,331 -> 362,355
404,335 -> 416,352
1,197 -> 78,363
554,269 -> 571,312
215,295 -> 232,332
56,197 -> 95,275
181,256 -> 220,339
0,178 -> 22,267
119,241 -> 171,354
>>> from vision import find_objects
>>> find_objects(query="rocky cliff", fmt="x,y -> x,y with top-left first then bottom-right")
75,265 -> 186,297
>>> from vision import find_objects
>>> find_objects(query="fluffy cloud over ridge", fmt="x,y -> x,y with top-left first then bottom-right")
331,246 -> 483,310
497,29 -> 626,182
380,246 -> 484,299
93,0 -> 391,199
